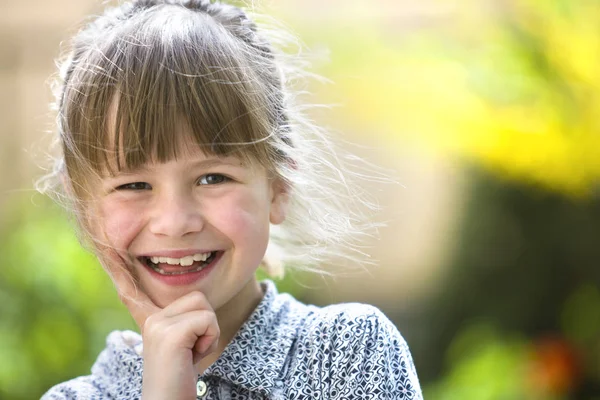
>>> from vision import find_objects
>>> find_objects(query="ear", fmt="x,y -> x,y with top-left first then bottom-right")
269,177 -> 290,225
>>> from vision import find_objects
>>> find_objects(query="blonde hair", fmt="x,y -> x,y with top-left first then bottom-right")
38,0 -> 381,276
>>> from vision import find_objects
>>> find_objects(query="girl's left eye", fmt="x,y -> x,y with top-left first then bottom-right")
116,182 -> 151,191
197,174 -> 230,185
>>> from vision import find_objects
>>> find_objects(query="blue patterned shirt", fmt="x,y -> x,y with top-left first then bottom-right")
42,280 -> 422,399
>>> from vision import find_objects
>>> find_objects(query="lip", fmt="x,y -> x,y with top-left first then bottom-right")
139,250 -> 223,286
139,249 -> 217,259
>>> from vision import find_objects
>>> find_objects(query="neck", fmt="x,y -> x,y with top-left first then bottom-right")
195,277 -> 264,374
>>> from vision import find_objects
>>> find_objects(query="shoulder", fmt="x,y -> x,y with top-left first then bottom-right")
302,302 -> 404,349
286,303 -> 423,399
40,376 -> 104,400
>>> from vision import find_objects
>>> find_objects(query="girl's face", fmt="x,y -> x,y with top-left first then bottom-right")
91,138 -> 288,310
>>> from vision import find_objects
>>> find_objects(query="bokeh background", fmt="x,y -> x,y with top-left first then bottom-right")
1,0 -> 600,399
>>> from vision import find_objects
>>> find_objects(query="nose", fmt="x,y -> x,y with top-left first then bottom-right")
148,190 -> 204,237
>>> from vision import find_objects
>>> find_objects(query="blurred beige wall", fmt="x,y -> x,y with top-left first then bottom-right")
0,0 -> 101,206
0,0 -> 465,307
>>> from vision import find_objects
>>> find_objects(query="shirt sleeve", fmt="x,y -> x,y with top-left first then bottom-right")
322,305 -> 423,399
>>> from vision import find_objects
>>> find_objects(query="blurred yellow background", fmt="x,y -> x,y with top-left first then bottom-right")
2,0 -> 600,399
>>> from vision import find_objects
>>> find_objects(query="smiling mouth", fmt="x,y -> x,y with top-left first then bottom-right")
140,251 -> 219,276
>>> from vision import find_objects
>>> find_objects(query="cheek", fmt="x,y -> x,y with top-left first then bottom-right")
96,200 -> 145,250
208,189 -> 271,247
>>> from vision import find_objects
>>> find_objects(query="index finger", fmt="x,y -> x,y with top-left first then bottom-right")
97,245 -> 161,330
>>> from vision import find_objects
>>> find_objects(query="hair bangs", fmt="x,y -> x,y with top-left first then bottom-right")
70,6 -> 278,178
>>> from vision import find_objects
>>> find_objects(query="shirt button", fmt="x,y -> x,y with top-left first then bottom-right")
196,380 -> 208,398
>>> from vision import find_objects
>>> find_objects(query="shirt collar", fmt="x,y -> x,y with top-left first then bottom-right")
204,279 -> 308,396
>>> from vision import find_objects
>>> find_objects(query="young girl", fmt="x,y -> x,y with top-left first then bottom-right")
40,0 -> 422,398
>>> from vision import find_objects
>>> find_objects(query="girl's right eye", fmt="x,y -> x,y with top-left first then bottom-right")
116,182 -> 151,191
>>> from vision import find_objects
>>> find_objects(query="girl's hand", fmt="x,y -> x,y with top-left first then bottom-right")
101,249 -> 220,400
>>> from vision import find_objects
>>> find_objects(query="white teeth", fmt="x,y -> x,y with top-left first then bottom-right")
147,252 -> 213,266
165,257 -> 179,265
180,256 -> 194,267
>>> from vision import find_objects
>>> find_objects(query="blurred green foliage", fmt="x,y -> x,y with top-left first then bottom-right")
424,323 -> 533,400
416,167 -> 600,399
311,0 -> 600,197
0,196 -> 136,399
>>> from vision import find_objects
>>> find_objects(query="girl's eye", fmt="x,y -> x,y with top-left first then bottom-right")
197,174 -> 229,185
116,182 -> 151,191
